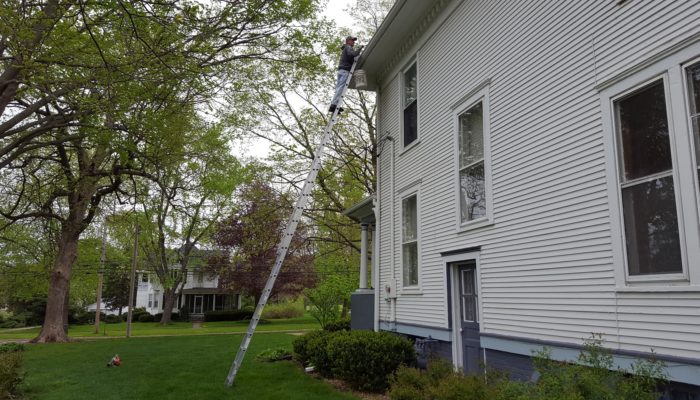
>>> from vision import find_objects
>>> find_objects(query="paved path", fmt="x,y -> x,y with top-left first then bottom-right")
0,328 -> 314,344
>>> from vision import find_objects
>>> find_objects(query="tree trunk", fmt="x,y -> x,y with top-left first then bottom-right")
33,173 -> 99,343
33,223 -> 81,343
159,288 -> 178,324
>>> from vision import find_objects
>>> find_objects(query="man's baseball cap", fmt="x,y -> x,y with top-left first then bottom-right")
346,35 -> 357,41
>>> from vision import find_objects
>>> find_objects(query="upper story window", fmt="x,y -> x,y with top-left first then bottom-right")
141,273 -> 148,283
459,102 -> 486,223
402,193 -> 419,287
403,62 -> 418,147
454,85 -> 493,229
602,47 -> 700,284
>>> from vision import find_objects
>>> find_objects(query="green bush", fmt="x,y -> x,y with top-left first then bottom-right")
0,319 -> 22,329
327,330 -> 416,392
306,330 -> 336,377
130,307 -> 148,320
387,335 -> 667,400
323,318 -> 350,332
255,347 -> 293,362
261,301 -> 304,319
154,312 -> 179,322
137,313 -> 155,322
104,314 -> 122,324
0,343 -> 25,354
204,309 -> 253,322
292,330 -> 329,365
0,344 -> 24,398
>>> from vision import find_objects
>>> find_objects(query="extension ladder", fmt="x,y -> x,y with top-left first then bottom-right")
225,56 -> 361,387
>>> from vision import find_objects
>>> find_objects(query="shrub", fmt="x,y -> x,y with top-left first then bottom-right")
137,313 -> 155,323
0,319 -> 22,329
131,307 -> 148,319
104,314 -> 122,324
154,312 -> 179,322
323,318 -> 350,332
0,343 -> 25,354
0,344 -> 24,398
387,335 -> 666,400
306,330 -> 336,377
305,276 -> 352,329
204,310 -> 253,322
292,330 -> 329,365
255,347 -> 293,362
261,301 -> 304,319
327,330 -> 416,392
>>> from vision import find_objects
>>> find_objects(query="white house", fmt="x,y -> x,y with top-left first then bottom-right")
135,269 -> 240,316
354,0 -> 700,393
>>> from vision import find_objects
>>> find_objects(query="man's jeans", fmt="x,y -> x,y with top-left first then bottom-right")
331,69 -> 351,107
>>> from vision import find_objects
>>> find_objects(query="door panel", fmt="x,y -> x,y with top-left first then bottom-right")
457,262 -> 481,374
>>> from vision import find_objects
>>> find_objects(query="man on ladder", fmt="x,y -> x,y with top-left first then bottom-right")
329,35 -> 363,114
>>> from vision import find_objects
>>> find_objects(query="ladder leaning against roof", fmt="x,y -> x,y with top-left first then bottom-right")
225,55 -> 363,387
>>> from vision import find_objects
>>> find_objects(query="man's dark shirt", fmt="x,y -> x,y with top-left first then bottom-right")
338,44 -> 361,71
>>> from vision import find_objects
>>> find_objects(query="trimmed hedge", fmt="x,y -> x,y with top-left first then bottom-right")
137,313 -> 155,323
323,318 -> 350,332
0,343 -> 24,398
204,310 -> 253,322
104,314 -> 122,324
293,330 -> 416,392
327,331 -> 416,392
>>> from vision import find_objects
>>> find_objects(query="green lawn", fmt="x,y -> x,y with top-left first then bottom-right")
20,333 -> 358,400
0,315 -> 320,340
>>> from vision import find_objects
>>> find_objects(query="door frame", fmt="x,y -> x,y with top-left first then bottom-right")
193,295 -> 204,314
444,251 -> 482,370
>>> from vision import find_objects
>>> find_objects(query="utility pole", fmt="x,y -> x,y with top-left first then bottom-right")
126,224 -> 140,338
94,223 -> 107,333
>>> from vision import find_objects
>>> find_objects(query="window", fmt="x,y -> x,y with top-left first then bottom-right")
154,291 -> 160,309
148,294 -> 153,308
141,273 -> 148,283
402,194 -> 419,287
459,102 -> 486,223
615,80 -> 682,275
454,84 -> 492,229
403,62 -> 418,147
603,49 -> 700,283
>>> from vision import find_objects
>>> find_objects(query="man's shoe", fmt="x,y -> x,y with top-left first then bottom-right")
337,107 -> 344,113
329,105 -> 337,113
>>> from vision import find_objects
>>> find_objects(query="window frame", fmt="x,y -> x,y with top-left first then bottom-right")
399,187 -> 421,293
453,85 -> 493,231
600,45 -> 700,287
400,59 -> 420,151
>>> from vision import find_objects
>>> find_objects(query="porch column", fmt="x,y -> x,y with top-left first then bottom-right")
360,223 -> 369,289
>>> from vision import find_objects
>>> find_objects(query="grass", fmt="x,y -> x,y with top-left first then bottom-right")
20,333 -> 358,400
0,314 -> 320,340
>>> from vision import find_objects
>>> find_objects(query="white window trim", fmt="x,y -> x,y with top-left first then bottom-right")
600,42 -> 700,287
453,85 -> 494,232
399,185 -> 422,294
399,58 -> 420,152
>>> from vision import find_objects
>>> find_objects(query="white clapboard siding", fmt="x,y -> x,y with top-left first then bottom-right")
375,0 -> 700,360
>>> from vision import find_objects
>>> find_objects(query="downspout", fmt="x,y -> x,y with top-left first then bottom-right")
389,129 -> 397,327
373,87 -> 382,332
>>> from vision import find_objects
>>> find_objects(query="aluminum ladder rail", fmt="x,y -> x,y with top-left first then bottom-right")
225,56 -> 360,387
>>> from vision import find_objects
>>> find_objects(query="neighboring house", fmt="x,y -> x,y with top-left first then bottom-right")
353,0 -> 700,392
135,269 -> 241,316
